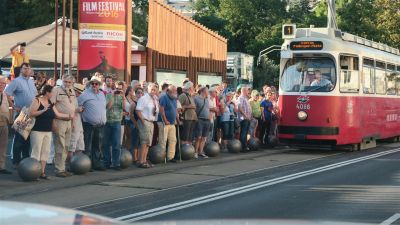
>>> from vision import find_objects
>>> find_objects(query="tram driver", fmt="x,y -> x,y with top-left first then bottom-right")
310,70 -> 333,88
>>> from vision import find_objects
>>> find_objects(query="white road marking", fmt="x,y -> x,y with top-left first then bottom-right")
116,148 -> 400,222
380,213 -> 400,225
75,152 -> 340,209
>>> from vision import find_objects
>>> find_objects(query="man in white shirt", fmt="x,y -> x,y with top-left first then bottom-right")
136,83 -> 159,168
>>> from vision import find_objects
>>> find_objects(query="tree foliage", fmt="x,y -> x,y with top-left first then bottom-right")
253,58 -> 280,88
0,0 -> 398,85
0,0 -> 147,37
132,0 -> 148,38
374,0 -> 400,48
193,0 -> 400,85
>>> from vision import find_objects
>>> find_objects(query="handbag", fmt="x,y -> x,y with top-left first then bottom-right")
12,107 -> 36,140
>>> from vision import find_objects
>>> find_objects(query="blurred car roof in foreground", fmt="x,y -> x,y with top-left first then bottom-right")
0,201 -> 125,225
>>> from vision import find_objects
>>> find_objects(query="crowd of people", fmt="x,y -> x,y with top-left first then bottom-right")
0,63 -> 280,180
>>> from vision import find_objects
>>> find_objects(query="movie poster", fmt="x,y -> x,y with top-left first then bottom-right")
78,0 -> 127,80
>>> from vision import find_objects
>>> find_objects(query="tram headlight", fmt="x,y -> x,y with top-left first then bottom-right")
297,111 -> 308,121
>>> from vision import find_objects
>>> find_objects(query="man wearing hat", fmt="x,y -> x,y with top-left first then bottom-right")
178,81 -> 197,145
51,74 -> 77,177
78,76 -> 107,171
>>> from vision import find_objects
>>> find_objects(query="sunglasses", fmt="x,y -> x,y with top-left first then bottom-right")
91,83 -> 100,86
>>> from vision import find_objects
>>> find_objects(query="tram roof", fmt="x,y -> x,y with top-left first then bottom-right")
283,28 -> 400,65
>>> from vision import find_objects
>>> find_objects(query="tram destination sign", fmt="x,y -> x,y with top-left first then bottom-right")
290,41 -> 323,50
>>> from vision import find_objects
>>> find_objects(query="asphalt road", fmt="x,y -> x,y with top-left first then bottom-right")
79,144 -> 400,225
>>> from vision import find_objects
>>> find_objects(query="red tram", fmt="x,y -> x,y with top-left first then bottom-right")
278,26 -> 400,150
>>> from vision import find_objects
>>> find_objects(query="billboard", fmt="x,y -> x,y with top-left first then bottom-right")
78,0 -> 127,80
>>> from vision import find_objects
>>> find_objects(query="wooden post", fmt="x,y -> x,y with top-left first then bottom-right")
54,0 -> 58,79
68,0 -> 73,76
125,0 -> 132,83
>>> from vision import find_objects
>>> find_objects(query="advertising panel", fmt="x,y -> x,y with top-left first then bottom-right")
78,0 -> 127,80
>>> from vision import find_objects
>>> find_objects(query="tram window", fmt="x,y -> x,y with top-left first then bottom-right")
396,76 -> 400,96
375,68 -> 386,95
339,55 -> 359,93
280,57 -> 336,92
387,64 -> 396,71
376,61 -> 385,69
386,74 -> 396,95
397,65 -> 400,72
387,64 -> 397,95
362,58 -> 375,94
362,68 -> 374,94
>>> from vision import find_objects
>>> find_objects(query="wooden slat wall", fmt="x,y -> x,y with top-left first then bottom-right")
146,0 -> 227,82
148,0 -> 227,61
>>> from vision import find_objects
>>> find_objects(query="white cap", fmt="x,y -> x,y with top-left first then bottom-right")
183,81 -> 193,89
56,79 -> 63,86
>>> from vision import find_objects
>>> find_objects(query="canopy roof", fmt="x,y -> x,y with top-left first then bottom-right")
0,23 -> 78,68
0,22 -> 145,68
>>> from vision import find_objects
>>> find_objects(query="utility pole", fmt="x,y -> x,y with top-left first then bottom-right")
327,0 -> 338,29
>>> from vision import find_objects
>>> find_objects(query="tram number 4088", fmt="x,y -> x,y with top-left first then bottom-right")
296,103 -> 311,110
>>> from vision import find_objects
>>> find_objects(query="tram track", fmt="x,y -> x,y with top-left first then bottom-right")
77,143 -> 399,220
115,147 -> 400,222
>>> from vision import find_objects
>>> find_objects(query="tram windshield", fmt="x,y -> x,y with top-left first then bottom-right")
281,57 -> 336,92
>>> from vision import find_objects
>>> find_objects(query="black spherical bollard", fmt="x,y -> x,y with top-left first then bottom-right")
205,141 -> 220,157
149,145 -> 166,164
70,154 -> 92,175
181,144 -> 195,160
227,139 -> 242,153
18,158 -> 42,181
120,149 -> 133,169
248,138 -> 261,151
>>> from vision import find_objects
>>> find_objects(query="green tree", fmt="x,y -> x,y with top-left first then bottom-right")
374,0 -> 400,48
0,0 -> 20,35
336,0 -> 381,41
132,0 -> 148,37
0,0 -> 79,35
193,0 -> 229,39
253,58 -> 280,88
193,0 -> 287,86
287,0 -> 326,27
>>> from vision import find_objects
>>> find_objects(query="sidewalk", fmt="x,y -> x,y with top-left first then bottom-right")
0,147 -> 293,200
